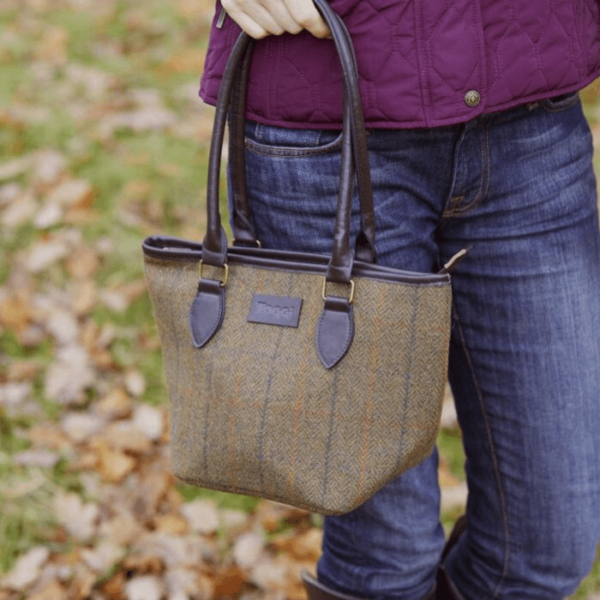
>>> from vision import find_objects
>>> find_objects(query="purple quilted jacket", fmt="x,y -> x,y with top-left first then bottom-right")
199,0 -> 600,129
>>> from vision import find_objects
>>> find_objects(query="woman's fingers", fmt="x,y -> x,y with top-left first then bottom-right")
220,0 -> 330,39
283,0 -> 330,38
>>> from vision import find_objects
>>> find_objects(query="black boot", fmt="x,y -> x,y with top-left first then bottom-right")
302,570 -> 436,600
436,514 -> 467,599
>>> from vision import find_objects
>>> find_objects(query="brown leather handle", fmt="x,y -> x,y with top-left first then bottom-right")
203,0 -> 375,284
228,0 -> 376,269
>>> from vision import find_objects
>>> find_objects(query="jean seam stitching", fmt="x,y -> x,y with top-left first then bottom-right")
244,134 -> 344,157
452,306 -> 510,599
442,119 -> 491,217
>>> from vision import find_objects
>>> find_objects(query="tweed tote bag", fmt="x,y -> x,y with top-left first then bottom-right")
142,0 -> 456,515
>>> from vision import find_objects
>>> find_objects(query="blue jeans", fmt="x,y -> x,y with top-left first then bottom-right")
235,93 -> 600,599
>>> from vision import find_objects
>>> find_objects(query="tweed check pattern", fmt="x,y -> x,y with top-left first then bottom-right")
144,255 -> 451,515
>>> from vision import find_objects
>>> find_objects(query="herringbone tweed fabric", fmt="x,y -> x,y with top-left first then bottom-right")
144,255 -> 452,515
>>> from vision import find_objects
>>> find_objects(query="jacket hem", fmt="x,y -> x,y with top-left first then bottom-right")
198,70 -> 600,131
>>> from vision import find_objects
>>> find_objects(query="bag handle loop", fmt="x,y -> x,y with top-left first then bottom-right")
202,0 -> 376,284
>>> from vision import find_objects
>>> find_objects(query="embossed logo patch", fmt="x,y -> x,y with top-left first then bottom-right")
248,294 -> 303,328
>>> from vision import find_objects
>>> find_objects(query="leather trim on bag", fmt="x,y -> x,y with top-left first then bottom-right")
143,236 -> 450,287
317,297 -> 355,369
189,278 -> 225,347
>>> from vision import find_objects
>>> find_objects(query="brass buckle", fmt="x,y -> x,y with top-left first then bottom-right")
199,261 -> 229,287
321,278 -> 355,304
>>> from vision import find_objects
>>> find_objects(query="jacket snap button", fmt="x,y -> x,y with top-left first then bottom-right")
464,90 -> 481,107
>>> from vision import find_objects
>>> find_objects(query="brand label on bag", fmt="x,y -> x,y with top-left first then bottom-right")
248,295 -> 303,328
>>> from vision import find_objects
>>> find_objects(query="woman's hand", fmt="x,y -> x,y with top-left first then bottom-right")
220,0 -> 330,40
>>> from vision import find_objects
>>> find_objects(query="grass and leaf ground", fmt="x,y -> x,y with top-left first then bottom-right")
1,0 -> 599,598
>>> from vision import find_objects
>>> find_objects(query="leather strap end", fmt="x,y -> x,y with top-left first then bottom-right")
317,296 -> 355,369
189,278 -> 226,348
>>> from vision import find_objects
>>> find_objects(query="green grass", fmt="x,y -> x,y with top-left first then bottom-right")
176,483 -> 261,513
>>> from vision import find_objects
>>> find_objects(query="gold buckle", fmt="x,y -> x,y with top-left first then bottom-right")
199,261 -> 229,287
321,278 -> 355,304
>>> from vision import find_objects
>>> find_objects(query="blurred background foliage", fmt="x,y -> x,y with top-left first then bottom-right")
0,0 -> 599,598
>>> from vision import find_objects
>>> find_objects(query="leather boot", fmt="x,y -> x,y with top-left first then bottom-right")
301,516 -> 466,600
301,570 -> 436,600
436,515 -> 467,600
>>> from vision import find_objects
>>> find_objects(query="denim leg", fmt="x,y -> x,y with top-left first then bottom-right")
438,98 -> 600,599
242,121 -> 459,599
237,96 -> 600,600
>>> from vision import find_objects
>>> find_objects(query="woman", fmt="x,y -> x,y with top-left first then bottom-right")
199,1 -> 600,598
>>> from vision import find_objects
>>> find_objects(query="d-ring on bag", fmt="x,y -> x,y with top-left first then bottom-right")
142,0 -> 455,515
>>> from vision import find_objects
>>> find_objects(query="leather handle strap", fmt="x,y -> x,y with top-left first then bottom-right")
228,0 -> 376,266
203,1 -> 375,279
203,32 -> 254,267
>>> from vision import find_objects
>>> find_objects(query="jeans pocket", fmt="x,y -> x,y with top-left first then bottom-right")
245,120 -> 343,157
541,91 -> 580,113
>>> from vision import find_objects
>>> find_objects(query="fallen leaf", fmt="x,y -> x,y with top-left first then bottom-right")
99,289 -> 129,313
71,280 -> 96,315
35,27 -> 68,64
53,492 -> 99,542
0,181 -> 23,205
124,575 -> 163,600
29,579 -> 64,600
0,291 -> 34,331
233,532 -> 265,570
4,547 -> 50,591
440,482 -> 468,513
26,239 -> 69,273
165,568 -> 204,600
440,387 -> 458,430
45,179 -> 93,209
250,557 -> 288,592
271,529 -> 322,562
95,388 -> 132,419
28,424 -> 70,450
159,49 -> 204,75
1,192 -> 38,227
46,309 -> 79,345
122,553 -> 164,576
0,382 -> 32,407
220,509 -> 249,532
100,513 -> 146,546
132,404 -> 163,440
61,412 -> 104,443
0,156 -> 31,181
181,500 -> 219,535
34,202 -> 63,229
122,180 -> 152,201
13,449 -> 60,468
33,149 -> 67,184
65,245 -> 100,279
98,570 -> 127,600
132,532 -> 214,570
213,566 -> 246,599
255,501 -> 307,532
45,345 -> 95,404
6,359 -> 43,381
99,420 -> 152,453
66,564 -> 95,600
81,541 -> 125,574
95,441 -> 137,483
120,279 -> 148,303
124,370 -> 146,397
153,513 -> 188,535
